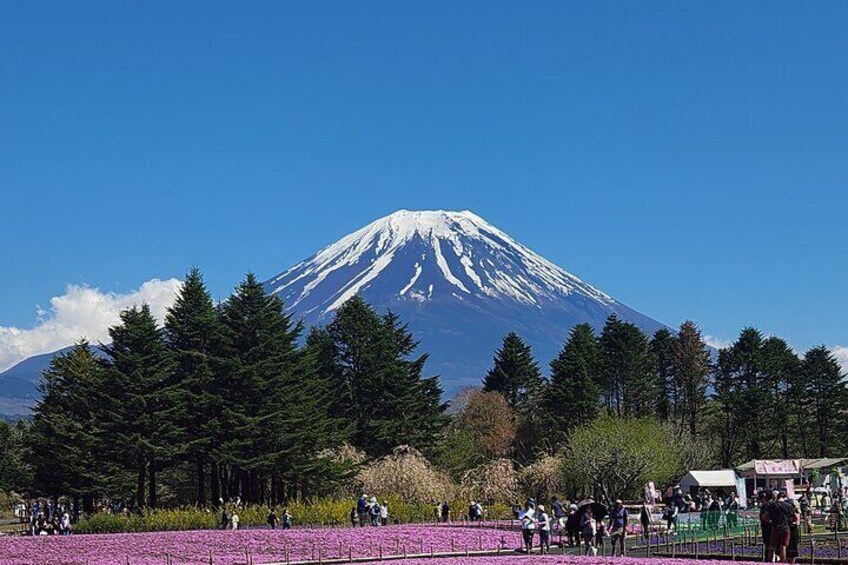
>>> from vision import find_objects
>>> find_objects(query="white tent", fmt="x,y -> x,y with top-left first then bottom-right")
679,469 -> 740,489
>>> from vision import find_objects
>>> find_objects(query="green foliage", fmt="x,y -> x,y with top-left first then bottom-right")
482,332 -> 544,413
543,324 -> 601,447
100,305 -> 178,508
28,342 -> 106,499
564,415 -> 691,501
74,497 -> 514,533
599,315 -> 657,418
314,296 -> 447,457
0,419 -> 29,493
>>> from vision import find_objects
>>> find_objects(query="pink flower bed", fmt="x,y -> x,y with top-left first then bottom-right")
0,525 -> 518,565
357,558 -> 762,565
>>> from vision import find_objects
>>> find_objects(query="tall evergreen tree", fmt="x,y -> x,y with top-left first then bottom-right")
27,342 -> 105,511
319,296 -> 447,456
760,337 -> 801,458
164,267 -> 223,506
712,327 -> 769,465
672,321 -> 711,435
218,273 -> 342,503
599,315 -> 657,417
100,306 -> 178,509
800,346 -> 848,457
543,324 -> 601,445
482,332 -> 544,413
650,328 -> 676,422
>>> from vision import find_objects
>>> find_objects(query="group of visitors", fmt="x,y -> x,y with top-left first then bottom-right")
759,490 -> 801,563
514,496 -> 629,557
352,494 -> 390,527
18,499 -> 73,536
659,487 -> 741,534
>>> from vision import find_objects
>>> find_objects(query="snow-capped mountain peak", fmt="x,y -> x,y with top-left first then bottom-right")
266,209 -> 613,316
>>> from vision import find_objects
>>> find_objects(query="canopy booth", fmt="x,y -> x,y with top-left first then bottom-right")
678,469 -> 748,508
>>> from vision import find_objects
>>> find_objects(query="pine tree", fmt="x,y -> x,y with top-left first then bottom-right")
712,327 -> 768,465
320,296 -> 447,456
218,273 -> 343,502
543,323 -> 601,445
650,328 -> 676,421
800,346 -> 848,457
599,315 -> 657,417
164,267 -> 223,506
100,305 -> 178,509
27,342 -> 106,511
482,332 -> 544,413
672,321 -> 711,435
760,337 -> 801,457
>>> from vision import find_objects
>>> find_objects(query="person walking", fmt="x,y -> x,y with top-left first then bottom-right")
267,508 -> 278,530
357,494 -> 368,527
59,511 -> 71,536
766,492 -> 794,563
282,508 -> 293,530
231,512 -> 240,531
441,501 -> 451,524
551,497 -> 566,531
609,500 -> 628,557
519,501 -> 537,553
759,490 -> 775,560
220,508 -> 230,530
566,504 -> 580,547
639,501 -> 652,541
537,505 -> 551,554
580,506 -> 597,555
380,501 -> 389,526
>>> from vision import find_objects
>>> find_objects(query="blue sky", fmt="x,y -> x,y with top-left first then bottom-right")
1,1 -> 846,368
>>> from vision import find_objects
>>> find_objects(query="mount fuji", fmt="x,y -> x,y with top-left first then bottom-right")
265,210 -> 666,392
0,210 -> 669,413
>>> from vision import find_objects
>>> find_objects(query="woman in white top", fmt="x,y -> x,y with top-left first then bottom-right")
519,502 -> 536,553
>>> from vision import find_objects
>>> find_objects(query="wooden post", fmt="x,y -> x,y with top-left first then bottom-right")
810,537 -> 815,565
731,541 -> 735,561
348,547 -> 352,562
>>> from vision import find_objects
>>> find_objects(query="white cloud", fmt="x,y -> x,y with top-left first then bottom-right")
833,346 -> 848,375
0,278 -> 182,372
704,335 -> 732,350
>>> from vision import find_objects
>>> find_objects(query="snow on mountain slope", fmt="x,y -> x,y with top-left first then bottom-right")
265,210 -> 666,393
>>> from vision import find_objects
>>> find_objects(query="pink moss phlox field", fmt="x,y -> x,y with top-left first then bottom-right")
0,525 -> 516,565
357,557 -> 763,565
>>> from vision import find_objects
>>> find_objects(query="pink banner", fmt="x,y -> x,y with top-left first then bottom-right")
753,460 -> 799,475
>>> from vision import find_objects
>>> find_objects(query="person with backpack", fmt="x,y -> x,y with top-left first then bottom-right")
537,505 -> 551,554
369,499 -> 381,526
220,508 -> 230,530
282,508 -> 293,530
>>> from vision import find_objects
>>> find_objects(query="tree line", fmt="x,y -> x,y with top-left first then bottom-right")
1,268 -> 846,509
19,269 -> 446,514
478,317 -> 848,470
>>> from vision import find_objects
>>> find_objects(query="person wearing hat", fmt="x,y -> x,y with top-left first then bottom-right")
357,494 -> 368,527
380,501 -> 389,526
608,499 -> 628,557
537,504 -> 551,554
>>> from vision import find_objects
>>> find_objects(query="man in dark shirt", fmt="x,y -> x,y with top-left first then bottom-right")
767,492 -> 795,563
760,490 -> 774,560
